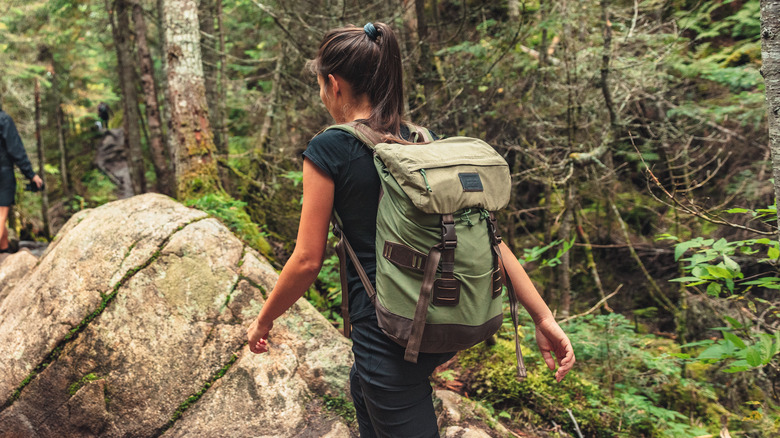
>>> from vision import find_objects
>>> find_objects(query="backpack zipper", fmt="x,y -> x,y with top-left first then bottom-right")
419,169 -> 433,192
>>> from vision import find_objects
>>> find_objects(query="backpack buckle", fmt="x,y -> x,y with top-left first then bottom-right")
441,216 -> 457,249
487,212 -> 502,245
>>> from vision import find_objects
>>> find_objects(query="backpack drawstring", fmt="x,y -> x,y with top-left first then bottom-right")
419,169 -> 433,192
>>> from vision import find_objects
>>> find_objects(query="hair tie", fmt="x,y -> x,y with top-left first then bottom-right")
364,22 -> 379,41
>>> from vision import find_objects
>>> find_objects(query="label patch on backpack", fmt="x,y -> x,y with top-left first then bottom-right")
458,173 -> 484,192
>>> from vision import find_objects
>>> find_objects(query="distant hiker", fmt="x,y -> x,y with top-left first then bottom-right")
97,102 -> 111,131
247,22 -> 575,437
0,100 -> 43,253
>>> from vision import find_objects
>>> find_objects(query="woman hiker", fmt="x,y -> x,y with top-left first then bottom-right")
0,100 -> 43,253
247,22 -> 575,437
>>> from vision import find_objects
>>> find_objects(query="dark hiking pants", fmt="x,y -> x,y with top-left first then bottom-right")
349,317 -> 455,438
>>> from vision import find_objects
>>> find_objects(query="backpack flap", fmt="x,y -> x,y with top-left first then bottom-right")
373,137 -> 511,214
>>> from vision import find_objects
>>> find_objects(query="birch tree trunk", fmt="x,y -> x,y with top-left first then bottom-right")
132,0 -> 174,197
162,0 -> 221,199
107,0 -> 147,195
761,0 -> 780,239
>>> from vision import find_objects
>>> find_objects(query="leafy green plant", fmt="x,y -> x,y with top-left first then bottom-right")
658,233 -> 780,296
186,192 -> 272,257
518,237 -> 575,268
460,313 -> 717,437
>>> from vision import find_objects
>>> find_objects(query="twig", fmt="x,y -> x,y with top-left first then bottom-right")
566,408 -> 585,438
629,132 -> 774,236
626,0 -> 639,39
253,1 -> 308,55
559,286 -> 622,324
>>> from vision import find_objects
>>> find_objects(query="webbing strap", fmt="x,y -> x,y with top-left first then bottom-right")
334,228 -> 351,338
404,244 -> 442,363
440,214 -> 456,279
332,216 -> 377,338
489,212 -> 527,380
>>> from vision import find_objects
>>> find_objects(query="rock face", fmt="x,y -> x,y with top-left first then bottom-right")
0,193 -> 507,438
0,250 -> 38,302
0,194 -> 353,437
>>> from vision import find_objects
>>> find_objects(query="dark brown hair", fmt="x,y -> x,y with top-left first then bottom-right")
310,22 -> 404,136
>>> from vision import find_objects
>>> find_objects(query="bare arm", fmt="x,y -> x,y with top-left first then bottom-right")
247,159 -> 334,353
499,242 -> 575,382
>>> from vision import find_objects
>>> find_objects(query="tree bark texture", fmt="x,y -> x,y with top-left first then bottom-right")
415,0 -> 434,121
257,45 -> 283,154
163,0 -> 221,199
55,105 -> 69,197
132,0 -> 174,196
108,0 -> 147,195
216,0 -> 228,155
761,0 -> 780,239
199,0 -> 223,153
557,185 -> 573,317
508,0 -> 520,19
34,80 -> 51,239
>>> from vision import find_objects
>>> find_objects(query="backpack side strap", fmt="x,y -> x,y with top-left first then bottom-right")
332,213 -> 378,338
404,214 -> 458,363
488,212 -> 527,380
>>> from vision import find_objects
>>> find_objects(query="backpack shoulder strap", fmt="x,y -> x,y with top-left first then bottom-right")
323,122 -> 383,149
404,122 -> 435,143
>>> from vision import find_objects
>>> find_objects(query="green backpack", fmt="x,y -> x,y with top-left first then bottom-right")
328,122 -> 526,378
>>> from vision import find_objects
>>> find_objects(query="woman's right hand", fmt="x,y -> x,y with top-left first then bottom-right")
535,317 -> 575,382
247,318 -> 273,354
32,174 -> 43,189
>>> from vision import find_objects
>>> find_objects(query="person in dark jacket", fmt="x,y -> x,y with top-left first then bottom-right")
0,102 -> 43,253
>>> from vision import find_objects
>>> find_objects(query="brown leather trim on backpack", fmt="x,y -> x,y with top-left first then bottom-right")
403,244 -> 442,363
404,214 -> 459,363
376,300 -> 503,353
383,241 -> 427,272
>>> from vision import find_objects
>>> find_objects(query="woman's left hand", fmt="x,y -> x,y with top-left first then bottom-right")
247,318 -> 273,354
535,317 -> 575,382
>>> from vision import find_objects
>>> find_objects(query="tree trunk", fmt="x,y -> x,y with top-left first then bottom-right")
257,45 -> 283,155
414,0 -> 434,121
557,185 -> 573,318
761,0 -> 780,238
157,0 -> 174,169
199,0 -> 222,151
401,0 -> 418,117
34,79 -> 50,239
162,0 -> 221,200
107,0 -> 146,195
508,0 -> 520,19
216,0 -> 228,155
131,0 -> 174,197
55,105 -> 69,197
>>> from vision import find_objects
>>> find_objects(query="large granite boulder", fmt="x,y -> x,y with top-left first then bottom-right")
0,193 -> 509,438
0,250 -> 38,302
0,194 -> 352,437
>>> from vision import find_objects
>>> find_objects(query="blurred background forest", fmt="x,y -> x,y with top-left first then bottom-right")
1,0 -> 779,436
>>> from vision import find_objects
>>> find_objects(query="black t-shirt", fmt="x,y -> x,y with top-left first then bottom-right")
303,125 -> 434,323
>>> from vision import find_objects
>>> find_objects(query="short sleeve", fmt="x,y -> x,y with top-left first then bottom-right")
302,129 -> 357,181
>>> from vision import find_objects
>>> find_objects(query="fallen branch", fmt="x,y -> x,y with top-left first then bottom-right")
559,285 -> 622,324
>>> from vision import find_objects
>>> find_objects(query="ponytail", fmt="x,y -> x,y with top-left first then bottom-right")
310,22 -> 405,136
